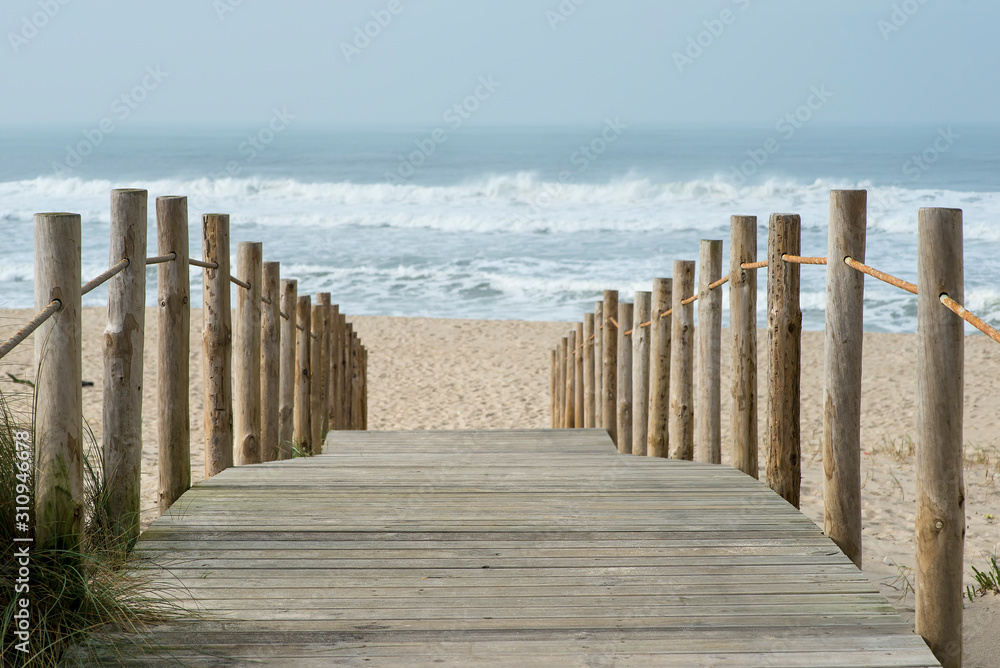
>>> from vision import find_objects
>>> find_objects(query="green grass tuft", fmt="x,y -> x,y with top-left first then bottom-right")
966,553 -> 1000,602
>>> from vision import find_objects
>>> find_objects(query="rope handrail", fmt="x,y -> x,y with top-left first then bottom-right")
230,275 -> 251,290
782,254 -> 827,265
844,257 -> 918,295
189,258 -> 219,270
0,299 -> 62,361
940,294 -> 1000,344
81,258 -> 130,296
741,260 -> 768,270
146,252 -> 177,265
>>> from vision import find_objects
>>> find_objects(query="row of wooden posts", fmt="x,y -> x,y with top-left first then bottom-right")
26,189 -> 368,556
550,190 -> 967,668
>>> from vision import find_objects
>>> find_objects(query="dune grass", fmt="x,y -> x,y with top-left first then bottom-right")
966,553 -> 1000,602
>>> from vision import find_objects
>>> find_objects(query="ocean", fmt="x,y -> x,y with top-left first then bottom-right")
1,124 -> 999,332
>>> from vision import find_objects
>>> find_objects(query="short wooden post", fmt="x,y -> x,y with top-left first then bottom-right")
294,296 -> 312,454
360,345 -> 369,430
915,207 -> 965,668
564,329 -> 576,428
328,304 -> 341,430
823,191 -> 867,568
766,214 -> 802,507
156,196 -> 190,512
730,216 -> 759,477
574,322 -> 584,428
310,303 -> 325,452
203,214 -> 234,477
550,348 -> 557,428
594,302 -> 603,427
695,240 -> 723,464
260,262 -> 281,463
34,212 -> 82,553
343,322 -> 354,430
602,291 -> 619,446
103,189 -> 147,545
337,313 -> 348,428
351,332 -> 363,430
669,262 -> 695,460
617,302 -> 634,454
317,293 -> 332,438
234,242 -> 262,466
557,337 -> 567,428
278,279 -> 297,459
583,313 -> 596,428
647,278 -> 672,458
632,291 -> 651,456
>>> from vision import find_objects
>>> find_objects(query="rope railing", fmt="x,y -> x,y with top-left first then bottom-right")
146,252 -> 177,265
940,293 -> 1000,344
0,299 -> 62,361
189,258 -> 218,270
844,256 -> 918,295
81,257 -> 130,296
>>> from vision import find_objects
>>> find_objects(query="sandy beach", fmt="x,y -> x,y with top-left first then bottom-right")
1,307 -> 997,664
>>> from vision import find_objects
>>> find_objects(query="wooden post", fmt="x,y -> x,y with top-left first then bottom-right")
695,240 -> 723,464
310,303 -> 325,452
648,278 -> 672,458
33,212 -> 82,553
294,296 -> 312,454
915,207 -> 965,668
632,291 -> 651,456
317,293 -> 331,438
564,329 -> 576,428
351,332 -> 363,430
823,191 -> 867,568
730,216 -> 758,477
360,345 -> 369,430
574,322 -> 584,428
583,313 -> 596,428
103,189 -> 147,545
278,279 -> 297,460
234,242 -> 262,466
328,304 -> 341,430
550,348 -> 557,428
557,337 -> 567,428
669,262 -> 695,460
602,291 -> 618,446
156,196 -> 190,512
617,302 -> 634,454
766,214 -> 802,507
594,302 -> 603,427
260,262 -> 281,463
203,214 -> 233,477
337,313 -> 348,429
343,322 -> 354,430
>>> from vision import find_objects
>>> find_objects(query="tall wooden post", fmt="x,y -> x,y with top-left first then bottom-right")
669,262 -> 696,460
278,279 -> 297,459
156,196 -> 190,512
617,302 -> 634,454
574,322 -> 584,428
344,322 -> 354,430
550,348 -> 557,428
632,292 -> 651,456
260,262 -> 281,463
338,313 -> 348,429
594,302 -> 603,427
360,345 -> 369,430
695,240 -> 723,464
823,191 -> 867,568
234,242 -> 262,466
583,313 -> 596,428
766,214 -> 802,507
916,207 -> 965,668
294,296 -> 312,454
602,291 -> 619,446
647,278 -> 672,458
329,304 -> 341,430
203,214 -> 233,477
317,293 -> 332,438
103,189 -> 147,545
351,332 -> 363,430
310,303 -> 325,452
34,212 -> 82,553
730,216 -> 758,477
557,337 -> 567,428
564,329 -> 576,428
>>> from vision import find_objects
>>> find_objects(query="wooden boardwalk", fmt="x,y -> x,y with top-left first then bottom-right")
117,430 -> 939,666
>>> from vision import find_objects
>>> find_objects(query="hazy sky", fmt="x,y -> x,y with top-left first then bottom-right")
1,0 -> 996,128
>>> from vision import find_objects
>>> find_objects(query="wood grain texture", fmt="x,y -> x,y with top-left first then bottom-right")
632,292 -> 651,457
234,242 -> 263,466
594,302 -> 603,428
823,192 -> 866,568
294,296 -> 311,454
574,322 -> 584,429
329,304 -> 341,430
278,280 -> 297,460
260,262 -> 281,463
695,240 -> 722,465
915,207 -> 964,668
202,214 -> 233,478
669,262 -> 695,460
311,301 -> 326,451
557,337 -> 567,429
98,430 -> 941,666
583,313 -> 596,428
730,217 -> 758,478
156,196 -> 191,511
765,214 -> 802,508
564,329 -> 576,429
647,278 -> 672,458
104,189 -> 147,545
617,302 -> 634,454
602,291 -> 618,446
317,293 -> 332,438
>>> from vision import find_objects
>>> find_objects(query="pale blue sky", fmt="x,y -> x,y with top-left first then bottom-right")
1,0 -> 996,127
